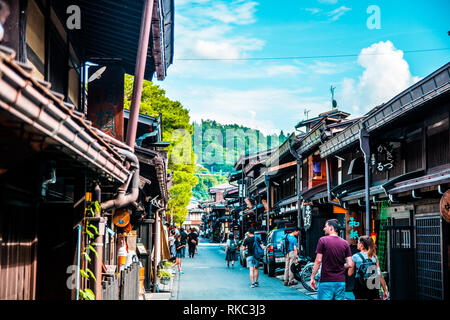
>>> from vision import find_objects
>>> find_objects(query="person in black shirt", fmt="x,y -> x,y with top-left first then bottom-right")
242,227 -> 262,288
174,234 -> 185,274
180,227 -> 188,258
187,228 -> 199,258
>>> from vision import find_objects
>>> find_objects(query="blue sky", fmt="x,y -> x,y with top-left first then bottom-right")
155,0 -> 450,135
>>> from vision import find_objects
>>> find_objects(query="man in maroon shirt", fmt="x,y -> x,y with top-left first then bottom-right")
310,219 -> 354,300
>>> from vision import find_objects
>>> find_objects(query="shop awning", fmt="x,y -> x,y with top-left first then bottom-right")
302,183 -> 327,201
160,219 -> 171,261
388,170 -> 450,195
330,176 -> 364,199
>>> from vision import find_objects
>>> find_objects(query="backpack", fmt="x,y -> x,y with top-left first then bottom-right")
280,234 -> 289,255
253,237 -> 264,260
229,240 -> 237,252
356,253 -> 378,285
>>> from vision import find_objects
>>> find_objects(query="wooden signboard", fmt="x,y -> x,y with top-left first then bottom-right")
439,190 -> 450,223
345,211 -> 363,245
261,199 -> 267,212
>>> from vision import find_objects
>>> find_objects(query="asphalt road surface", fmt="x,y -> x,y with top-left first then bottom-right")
173,239 -> 313,300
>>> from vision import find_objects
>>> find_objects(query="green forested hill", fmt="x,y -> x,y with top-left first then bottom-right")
191,120 -> 289,200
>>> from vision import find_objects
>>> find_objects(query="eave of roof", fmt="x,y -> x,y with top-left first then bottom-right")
53,0 -> 174,81
320,62 -> 450,158
0,46 -> 130,183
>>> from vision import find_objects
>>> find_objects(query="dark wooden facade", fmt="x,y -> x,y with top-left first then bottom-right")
320,63 -> 450,300
0,0 -> 173,300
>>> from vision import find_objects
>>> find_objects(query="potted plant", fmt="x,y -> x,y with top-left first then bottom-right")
157,269 -> 172,285
160,260 -> 174,268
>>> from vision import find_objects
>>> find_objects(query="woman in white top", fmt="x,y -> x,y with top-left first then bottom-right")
168,230 -> 176,259
348,235 -> 389,300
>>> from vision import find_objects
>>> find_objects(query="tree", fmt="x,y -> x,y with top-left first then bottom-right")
192,165 -> 227,201
124,75 -> 197,225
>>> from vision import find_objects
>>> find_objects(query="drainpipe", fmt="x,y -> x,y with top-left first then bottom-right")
359,126 -> 371,236
153,206 -> 165,292
125,0 -> 154,148
75,224 -> 82,300
41,167 -> 56,197
325,158 -> 332,203
100,148 -> 140,211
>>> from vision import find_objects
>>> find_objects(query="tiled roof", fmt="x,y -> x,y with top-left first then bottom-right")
0,46 -> 131,183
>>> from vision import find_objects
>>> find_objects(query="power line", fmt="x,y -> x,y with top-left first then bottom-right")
175,47 -> 450,61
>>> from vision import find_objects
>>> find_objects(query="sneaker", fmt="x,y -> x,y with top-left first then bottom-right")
250,283 -> 255,288
254,282 -> 259,287
284,281 -> 288,286
288,281 -> 298,286
179,271 -> 184,274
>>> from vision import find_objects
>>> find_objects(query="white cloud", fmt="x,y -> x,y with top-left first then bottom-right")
164,86 -> 322,135
199,1 -> 259,25
308,61 -> 347,74
305,8 -> 322,15
326,6 -> 351,21
318,0 -> 338,4
173,1 -> 264,60
266,65 -> 304,76
337,41 -> 421,114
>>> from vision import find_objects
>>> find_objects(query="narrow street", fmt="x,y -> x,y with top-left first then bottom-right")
172,240 -> 313,300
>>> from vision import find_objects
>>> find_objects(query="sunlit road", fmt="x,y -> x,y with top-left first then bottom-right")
172,239 -> 313,300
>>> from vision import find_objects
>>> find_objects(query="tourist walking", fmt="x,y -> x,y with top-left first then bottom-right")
187,228 -> 199,258
194,228 -> 199,255
283,227 -> 300,286
242,227 -> 263,288
225,233 -> 239,268
310,219 -> 354,300
174,234 -> 185,274
348,235 -> 389,300
168,230 -> 176,261
180,227 -> 188,258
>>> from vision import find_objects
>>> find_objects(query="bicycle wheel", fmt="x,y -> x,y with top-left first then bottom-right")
300,263 -> 316,292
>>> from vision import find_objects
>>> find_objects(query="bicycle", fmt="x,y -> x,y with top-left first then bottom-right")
290,255 -> 318,292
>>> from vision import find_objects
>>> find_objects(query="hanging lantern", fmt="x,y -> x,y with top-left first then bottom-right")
371,220 -> 377,244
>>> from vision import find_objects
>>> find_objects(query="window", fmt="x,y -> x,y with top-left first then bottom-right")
426,116 -> 449,169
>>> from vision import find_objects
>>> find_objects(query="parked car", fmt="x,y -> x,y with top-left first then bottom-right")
239,230 -> 267,268
262,227 -> 296,277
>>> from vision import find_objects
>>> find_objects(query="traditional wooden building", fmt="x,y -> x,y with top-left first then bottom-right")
320,62 -> 450,300
0,0 -> 173,300
231,148 -> 275,237
200,183 -> 237,242
294,109 -> 356,258
262,134 -> 300,232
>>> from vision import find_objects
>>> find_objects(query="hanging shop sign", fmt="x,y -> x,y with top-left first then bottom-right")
303,204 -> 312,231
371,143 -> 394,173
262,199 -> 268,212
439,190 -> 450,223
348,217 -> 360,239
113,209 -> 130,227
244,198 -> 254,209
345,211 -> 363,245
